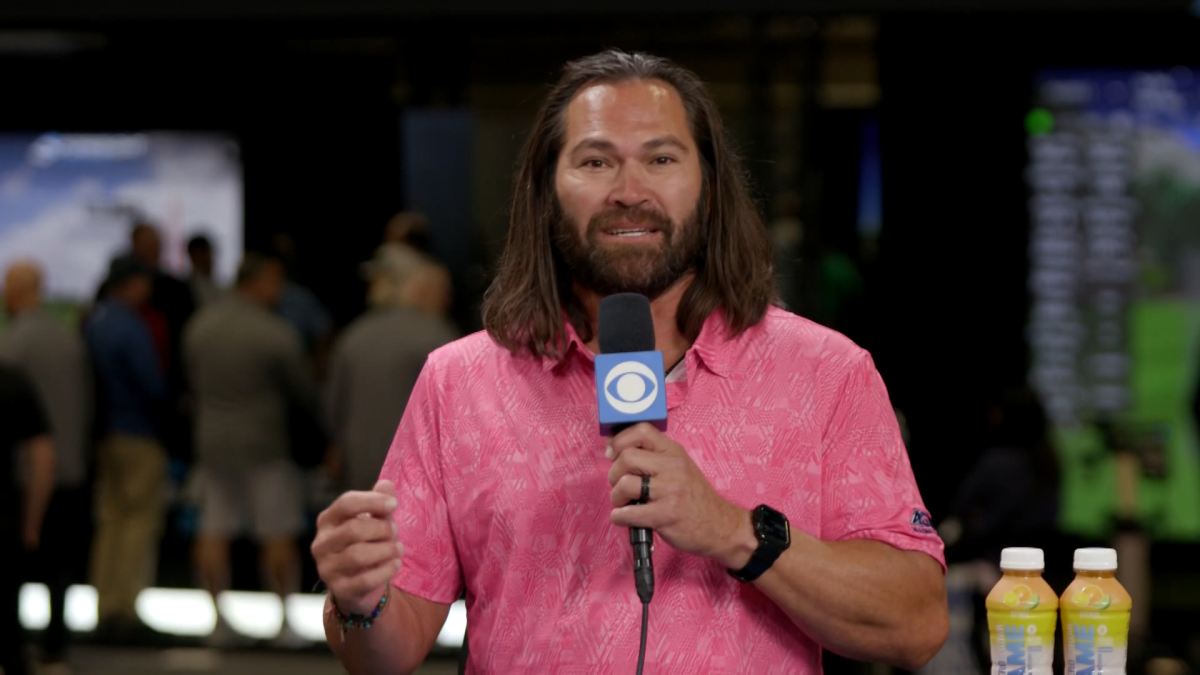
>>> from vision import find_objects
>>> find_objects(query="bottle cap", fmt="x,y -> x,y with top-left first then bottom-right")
1074,548 -> 1118,571
1000,547 -> 1045,571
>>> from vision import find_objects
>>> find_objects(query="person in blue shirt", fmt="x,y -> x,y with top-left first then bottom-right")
84,255 -> 168,641
271,232 -> 334,367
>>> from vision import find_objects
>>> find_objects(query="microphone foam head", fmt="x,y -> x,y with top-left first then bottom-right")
598,293 -> 655,354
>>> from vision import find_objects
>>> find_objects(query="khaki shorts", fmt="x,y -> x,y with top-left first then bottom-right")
195,459 -> 304,540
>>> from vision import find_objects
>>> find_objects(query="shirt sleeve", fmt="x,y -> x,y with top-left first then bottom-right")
379,361 -> 463,605
820,350 -> 946,571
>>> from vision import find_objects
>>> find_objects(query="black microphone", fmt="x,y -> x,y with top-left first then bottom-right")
597,293 -> 661,604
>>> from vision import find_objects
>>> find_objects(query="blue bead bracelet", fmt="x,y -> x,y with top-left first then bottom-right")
332,585 -> 390,638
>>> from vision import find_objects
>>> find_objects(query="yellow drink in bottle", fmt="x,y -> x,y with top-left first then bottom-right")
986,547 -> 1058,675
1061,548 -> 1132,675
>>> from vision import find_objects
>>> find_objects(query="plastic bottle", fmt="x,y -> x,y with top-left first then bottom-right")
985,547 -> 1059,675
1061,548 -> 1132,675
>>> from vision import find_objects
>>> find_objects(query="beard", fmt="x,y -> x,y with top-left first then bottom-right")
553,200 -> 704,301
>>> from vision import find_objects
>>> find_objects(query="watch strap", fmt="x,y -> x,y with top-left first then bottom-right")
727,543 -> 784,583
727,504 -> 790,583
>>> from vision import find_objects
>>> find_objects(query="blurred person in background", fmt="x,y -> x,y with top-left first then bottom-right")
0,364 -> 56,675
937,385 -> 1063,673
84,255 -> 167,642
939,386 -> 1062,569
270,232 -> 334,370
324,244 -> 457,491
130,221 -> 196,377
186,233 -> 223,307
130,221 -> 195,465
383,210 -> 433,253
0,261 -> 93,669
184,253 -> 319,648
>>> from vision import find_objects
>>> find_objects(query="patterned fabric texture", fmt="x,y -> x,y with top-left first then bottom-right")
381,306 -> 945,674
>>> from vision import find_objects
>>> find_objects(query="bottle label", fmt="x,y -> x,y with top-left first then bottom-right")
1063,612 -> 1130,675
987,609 -> 1057,675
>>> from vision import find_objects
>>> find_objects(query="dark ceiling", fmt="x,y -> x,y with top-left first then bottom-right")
0,0 -> 1191,21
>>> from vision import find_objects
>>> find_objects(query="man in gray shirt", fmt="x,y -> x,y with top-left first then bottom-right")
1,261 -> 92,665
325,244 -> 458,491
183,253 -> 317,648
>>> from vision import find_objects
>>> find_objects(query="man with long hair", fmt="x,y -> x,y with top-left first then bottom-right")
313,50 -> 948,674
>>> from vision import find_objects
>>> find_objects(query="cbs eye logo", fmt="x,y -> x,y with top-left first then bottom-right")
603,361 -> 660,414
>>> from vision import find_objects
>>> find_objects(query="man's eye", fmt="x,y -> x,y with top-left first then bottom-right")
583,159 -> 606,169
652,156 -> 675,165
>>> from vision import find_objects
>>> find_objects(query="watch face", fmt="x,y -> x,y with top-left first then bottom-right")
754,505 -> 791,547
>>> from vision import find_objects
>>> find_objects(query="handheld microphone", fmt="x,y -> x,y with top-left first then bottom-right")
596,293 -> 667,605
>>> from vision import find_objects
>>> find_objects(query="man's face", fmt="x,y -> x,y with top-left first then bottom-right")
189,247 -> 214,276
127,275 -> 153,307
133,229 -> 162,267
554,79 -> 705,299
259,260 -> 286,307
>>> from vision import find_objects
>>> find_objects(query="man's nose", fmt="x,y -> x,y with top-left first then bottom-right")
608,163 -> 652,209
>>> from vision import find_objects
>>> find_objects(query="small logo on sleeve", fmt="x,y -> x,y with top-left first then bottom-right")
910,509 -> 934,534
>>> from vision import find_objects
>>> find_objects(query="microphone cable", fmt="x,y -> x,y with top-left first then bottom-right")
637,600 -> 649,675
631,493 -> 654,675
633,352 -> 682,674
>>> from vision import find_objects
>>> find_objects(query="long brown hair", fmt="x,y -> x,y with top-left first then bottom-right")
482,49 -> 776,360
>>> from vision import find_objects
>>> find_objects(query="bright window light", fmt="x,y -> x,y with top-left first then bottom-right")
137,588 -> 217,636
436,600 -> 467,648
65,585 -> 97,632
217,591 -> 283,640
19,583 -> 49,630
284,593 -> 327,642
19,584 -> 96,632
21,585 -> 422,645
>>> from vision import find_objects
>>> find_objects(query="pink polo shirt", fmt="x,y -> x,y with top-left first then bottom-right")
381,306 -> 944,674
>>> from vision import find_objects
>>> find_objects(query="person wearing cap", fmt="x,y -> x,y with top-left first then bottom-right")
84,254 -> 168,641
324,244 -> 458,491
382,211 -> 432,253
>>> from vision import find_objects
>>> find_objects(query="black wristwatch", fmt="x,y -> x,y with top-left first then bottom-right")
728,504 -> 791,583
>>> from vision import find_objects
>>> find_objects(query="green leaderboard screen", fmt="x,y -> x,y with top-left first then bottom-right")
1027,69 -> 1200,541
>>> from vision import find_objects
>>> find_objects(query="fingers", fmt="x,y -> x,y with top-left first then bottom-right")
373,479 -> 396,498
608,423 -> 673,460
607,447 -> 670,487
327,561 -> 402,605
610,473 -> 647,507
316,489 -> 397,530
313,484 -> 406,614
611,502 -> 669,529
311,514 -> 396,558
318,540 -> 404,580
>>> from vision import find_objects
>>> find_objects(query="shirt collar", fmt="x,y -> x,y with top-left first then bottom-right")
689,308 -> 733,378
542,309 -> 734,379
541,318 -> 592,373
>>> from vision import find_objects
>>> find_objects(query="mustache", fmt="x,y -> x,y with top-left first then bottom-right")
586,205 -> 675,236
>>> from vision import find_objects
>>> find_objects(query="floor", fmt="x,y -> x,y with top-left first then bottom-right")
29,647 -> 460,675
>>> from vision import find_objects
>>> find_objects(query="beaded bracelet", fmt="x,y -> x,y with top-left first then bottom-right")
331,585 -> 390,641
